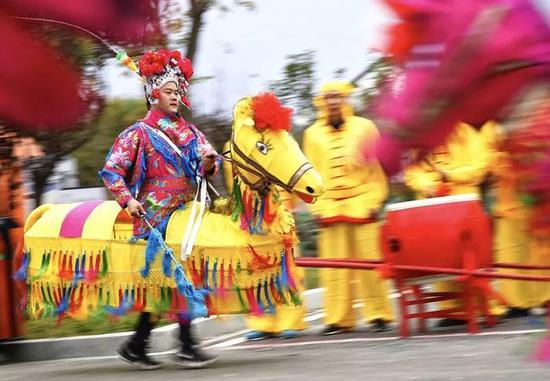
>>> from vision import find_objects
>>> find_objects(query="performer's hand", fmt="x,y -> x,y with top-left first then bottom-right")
202,154 -> 217,175
127,199 -> 146,217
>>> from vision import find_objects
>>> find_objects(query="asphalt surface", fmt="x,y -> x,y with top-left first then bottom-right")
3,315 -> 550,381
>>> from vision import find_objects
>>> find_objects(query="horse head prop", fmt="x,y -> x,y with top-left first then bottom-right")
227,93 -> 324,204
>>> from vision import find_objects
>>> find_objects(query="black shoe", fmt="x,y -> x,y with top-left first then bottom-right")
504,307 -> 530,319
171,346 -> 218,369
436,318 -> 467,328
370,319 -> 390,332
321,324 -> 349,336
116,342 -> 161,370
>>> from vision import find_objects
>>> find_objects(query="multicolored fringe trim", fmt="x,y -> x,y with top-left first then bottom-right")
231,179 -> 285,234
21,239 -> 301,323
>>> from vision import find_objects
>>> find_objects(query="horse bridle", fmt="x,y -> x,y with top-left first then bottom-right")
221,137 -> 314,193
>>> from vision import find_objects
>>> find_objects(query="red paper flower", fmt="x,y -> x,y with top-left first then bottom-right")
151,88 -> 160,99
139,50 -> 170,76
178,58 -> 193,80
170,50 -> 182,64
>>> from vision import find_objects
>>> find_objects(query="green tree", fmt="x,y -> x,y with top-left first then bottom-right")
269,50 -> 317,128
352,56 -> 395,116
73,99 -> 148,187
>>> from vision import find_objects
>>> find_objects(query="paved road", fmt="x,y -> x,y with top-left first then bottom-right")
3,316 -> 550,381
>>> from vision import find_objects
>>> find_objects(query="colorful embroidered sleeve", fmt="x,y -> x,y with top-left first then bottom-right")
190,124 -> 221,176
100,128 -> 141,208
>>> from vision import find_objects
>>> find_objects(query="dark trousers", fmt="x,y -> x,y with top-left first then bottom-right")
131,312 -> 194,353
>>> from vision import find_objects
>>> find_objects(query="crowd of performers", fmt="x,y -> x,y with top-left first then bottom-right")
97,49 -> 549,368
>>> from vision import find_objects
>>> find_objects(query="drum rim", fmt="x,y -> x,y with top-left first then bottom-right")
385,194 -> 480,212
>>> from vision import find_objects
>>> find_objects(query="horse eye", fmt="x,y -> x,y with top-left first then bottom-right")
256,141 -> 268,155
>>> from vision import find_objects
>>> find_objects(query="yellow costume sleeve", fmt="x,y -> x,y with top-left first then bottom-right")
404,161 -> 441,198
442,124 -> 489,187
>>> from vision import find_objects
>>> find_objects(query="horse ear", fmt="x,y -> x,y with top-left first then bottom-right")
232,97 -> 255,134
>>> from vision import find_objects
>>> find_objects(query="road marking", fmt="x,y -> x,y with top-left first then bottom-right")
209,328 -> 547,351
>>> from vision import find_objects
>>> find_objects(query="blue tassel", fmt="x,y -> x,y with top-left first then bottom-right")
104,289 -> 134,316
55,287 -> 71,316
255,197 -> 265,232
174,265 -> 209,319
256,281 -> 266,312
263,278 -> 275,314
79,252 -> 86,280
280,253 -> 289,288
162,248 -> 173,277
14,250 -> 30,281
140,227 -> 165,277
275,274 -> 287,304
73,255 -> 84,285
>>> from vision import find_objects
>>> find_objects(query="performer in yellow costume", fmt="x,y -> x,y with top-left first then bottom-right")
482,123 -> 550,318
303,81 -> 394,335
223,141 -> 307,340
405,122 -> 504,326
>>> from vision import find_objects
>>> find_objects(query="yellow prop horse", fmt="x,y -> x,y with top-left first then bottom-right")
21,93 -> 324,321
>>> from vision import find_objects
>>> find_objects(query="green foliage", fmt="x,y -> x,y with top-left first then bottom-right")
73,99 -> 147,186
269,50 -> 317,127
24,314 -> 172,339
294,210 -> 319,258
303,268 -> 320,290
354,56 -> 395,116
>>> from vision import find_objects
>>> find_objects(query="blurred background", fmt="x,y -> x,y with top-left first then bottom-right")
1,0 -> 548,344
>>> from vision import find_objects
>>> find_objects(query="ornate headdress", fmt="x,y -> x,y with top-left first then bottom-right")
138,49 -> 194,108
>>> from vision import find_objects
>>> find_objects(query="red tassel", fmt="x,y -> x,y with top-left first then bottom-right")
191,260 -> 201,285
56,313 -> 65,326
269,277 -> 282,304
69,286 -> 84,314
65,254 -> 74,281
263,194 -> 277,224
285,249 -> 297,289
243,190 -> 254,224
58,253 -> 68,279
219,261 -> 226,298
86,254 -> 100,282
132,287 -> 144,312
245,287 -> 262,316
199,256 -> 206,286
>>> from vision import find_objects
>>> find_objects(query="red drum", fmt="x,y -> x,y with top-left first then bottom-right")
381,194 -> 492,279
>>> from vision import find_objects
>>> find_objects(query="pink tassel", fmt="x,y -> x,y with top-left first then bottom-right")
219,261 -> 227,299
532,336 -> 550,363
245,287 -> 262,316
532,305 -> 550,363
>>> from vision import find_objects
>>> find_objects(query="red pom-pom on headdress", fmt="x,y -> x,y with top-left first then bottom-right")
252,93 -> 293,132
